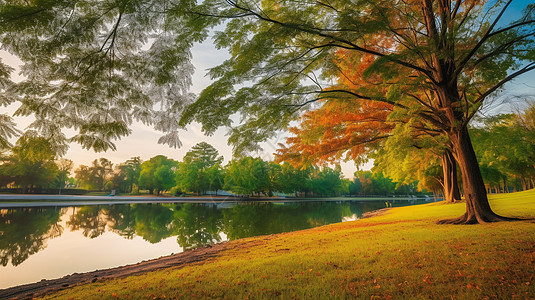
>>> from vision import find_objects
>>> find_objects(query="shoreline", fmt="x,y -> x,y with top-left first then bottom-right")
0,194 -> 432,208
0,242 -> 231,299
1,189 -> 533,299
0,206 -> 394,299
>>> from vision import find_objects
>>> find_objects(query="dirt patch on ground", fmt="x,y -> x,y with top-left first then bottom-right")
0,242 -> 232,299
361,207 -> 391,218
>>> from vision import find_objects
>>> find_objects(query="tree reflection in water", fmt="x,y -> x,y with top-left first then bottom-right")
0,207 -> 63,266
1,200 -> 426,266
222,202 -> 351,240
132,204 -> 174,243
106,204 -> 136,239
67,206 -> 107,238
172,203 -> 223,250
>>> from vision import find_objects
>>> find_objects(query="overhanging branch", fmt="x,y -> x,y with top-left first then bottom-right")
473,63 -> 535,104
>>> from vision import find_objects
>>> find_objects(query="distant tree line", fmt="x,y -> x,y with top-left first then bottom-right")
1,106 -> 534,196
0,133 -> 75,193
471,105 -> 535,193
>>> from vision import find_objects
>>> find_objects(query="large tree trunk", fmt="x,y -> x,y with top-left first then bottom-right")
441,149 -> 461,203
439,127 -> 516,224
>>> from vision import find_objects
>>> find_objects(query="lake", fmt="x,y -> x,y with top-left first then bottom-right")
0,198 -> 429,288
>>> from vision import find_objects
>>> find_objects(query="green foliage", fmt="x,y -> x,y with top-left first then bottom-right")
111,157 -> 142,193
0,55 -> 19,149
276,162 -> 308,194
138,155 -> 178,195
307,165 -> 343,197
176,142 -> 223,194
0,134 -> 59,191
51,158 -> 74,189
348,176 -> 362,196
0,0 -> 203,152
353,170 -> 421,196
368,119 -> 450,195
74,158 -> 113,191
224,157 -> 270,195
471,108 -> 535,191
183,142 -> 223,168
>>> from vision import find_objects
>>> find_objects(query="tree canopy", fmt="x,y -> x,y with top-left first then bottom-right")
176,142 -> 223,194
75,158 -> 113,191
0,0 -> 201,153
1,0 -> 534,223
138,155 -> 178,195
0,134 -> 59,192
472,106 -> 535,191
180,0 -> 534,223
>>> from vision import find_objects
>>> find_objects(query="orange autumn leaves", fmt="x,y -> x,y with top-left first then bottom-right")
276,49 -> 395,166
277,99 -> 394,166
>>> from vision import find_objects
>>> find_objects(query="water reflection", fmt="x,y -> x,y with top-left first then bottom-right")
67,206 -> 107,238
0,207 -> 63,266
173,204 -> 223,249
0,199 -> 427,268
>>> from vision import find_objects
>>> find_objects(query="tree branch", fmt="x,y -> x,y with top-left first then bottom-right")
473,63 -> 535,104
454,0 -> 513,78
224,0 -> 437,82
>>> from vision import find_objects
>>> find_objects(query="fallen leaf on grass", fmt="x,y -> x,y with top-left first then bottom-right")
422,274 -> 434,284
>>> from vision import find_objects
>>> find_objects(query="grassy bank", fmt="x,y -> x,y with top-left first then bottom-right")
44,190 -> 535,299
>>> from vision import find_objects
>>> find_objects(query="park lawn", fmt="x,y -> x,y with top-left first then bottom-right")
44,190 -> 535,299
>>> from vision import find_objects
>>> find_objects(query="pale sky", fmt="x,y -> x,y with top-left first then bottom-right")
2,26 -> 535,179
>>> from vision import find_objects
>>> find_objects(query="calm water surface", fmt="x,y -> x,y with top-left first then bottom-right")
0,199 -> 428,288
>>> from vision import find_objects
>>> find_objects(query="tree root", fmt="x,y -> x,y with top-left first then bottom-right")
437,212 -> 521,225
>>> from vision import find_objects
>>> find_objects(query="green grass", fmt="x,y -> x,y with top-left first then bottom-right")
44,190 -> 535,299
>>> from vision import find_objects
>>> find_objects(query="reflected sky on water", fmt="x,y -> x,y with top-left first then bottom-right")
0,199 -> 429,288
